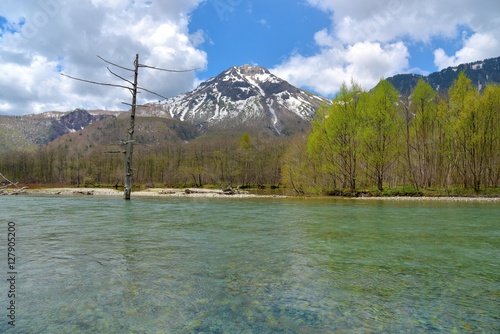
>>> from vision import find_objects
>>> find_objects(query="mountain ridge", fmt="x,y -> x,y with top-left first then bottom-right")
386,56 -> 500,95
0,109 -> 117,153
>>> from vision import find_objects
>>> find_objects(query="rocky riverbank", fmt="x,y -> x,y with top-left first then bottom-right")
21,187 -> 274,198
3,187 -> 497,201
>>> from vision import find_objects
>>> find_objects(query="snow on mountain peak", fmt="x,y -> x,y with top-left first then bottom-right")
140,65 -> 329,135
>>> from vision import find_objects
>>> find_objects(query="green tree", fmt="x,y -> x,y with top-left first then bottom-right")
308,81 -> 364,192
360,79 -> 402,191
409,79 -> 439,188
308,103 -> 338,190
282,135 -> 314,193
436,98 -> 452,188
453,83 -> 500,192
447,71 -> 476,188
479,85 -> 500,187
240,132 -> 252,150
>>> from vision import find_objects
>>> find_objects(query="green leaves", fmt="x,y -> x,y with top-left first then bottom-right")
308,81 -> 363,190
408,79 -> 439,188
446,74 -> 500,191
304,73 -> 499,194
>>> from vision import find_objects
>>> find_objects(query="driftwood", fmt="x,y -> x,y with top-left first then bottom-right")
73,190 -> 95,195
184,188 -> 201,194
0,173 -> 28,195
183,187 -> 247,196
158,190 -> 176,195
222,187 -> 237,195
0,186 -> 28,196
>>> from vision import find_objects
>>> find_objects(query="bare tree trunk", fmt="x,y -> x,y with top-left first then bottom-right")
124,54 -> 139,200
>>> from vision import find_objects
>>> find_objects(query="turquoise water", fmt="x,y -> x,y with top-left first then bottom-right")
1,196 -> 499,333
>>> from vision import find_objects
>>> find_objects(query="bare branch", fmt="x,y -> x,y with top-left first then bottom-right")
61,73 -> 132,91
119,140 -> 137,145
138,64 -> 199,73
107,67 -> 134,86
97,55 -> 134,72
0,173 -> 18,188
137,86 -> 169,100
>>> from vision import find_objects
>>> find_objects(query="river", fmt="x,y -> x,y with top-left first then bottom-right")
1,195 -> 499,333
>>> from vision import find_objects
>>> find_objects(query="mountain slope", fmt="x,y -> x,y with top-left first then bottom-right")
46,116 -> 198,152
0,109 -> 119,154
139,65 -> 329,135
387,56 -> 500,95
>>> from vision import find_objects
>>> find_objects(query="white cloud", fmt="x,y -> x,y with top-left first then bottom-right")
273,0 -> 500,96
2,0 -> 499,114
314,29 -> 337,47
305,0 -> 500,43
0,0 -> 207,115
434,32 -> 500,69
272,41 -> 408,96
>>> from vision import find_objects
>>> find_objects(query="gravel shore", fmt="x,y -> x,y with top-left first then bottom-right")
10,187 -> 500,201
349,195 -> 499,202
23,187 -> 271,198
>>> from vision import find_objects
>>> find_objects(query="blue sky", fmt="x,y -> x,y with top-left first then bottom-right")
0,0 -> 499,115
191,1 -> 474,80
190,0 -> 331,78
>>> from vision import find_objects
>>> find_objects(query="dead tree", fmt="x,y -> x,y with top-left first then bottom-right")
0,173 -> 28,195
62,54 -> 194,199
123,54 -> 139,200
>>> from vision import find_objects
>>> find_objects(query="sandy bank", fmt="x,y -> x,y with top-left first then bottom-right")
4,187 -> 498,201
22,187 -> 280,198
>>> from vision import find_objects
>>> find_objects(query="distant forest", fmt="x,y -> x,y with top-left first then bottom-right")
1,72 -> 498,195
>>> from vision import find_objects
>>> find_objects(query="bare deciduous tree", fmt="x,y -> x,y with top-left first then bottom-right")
62,54 -> 195,199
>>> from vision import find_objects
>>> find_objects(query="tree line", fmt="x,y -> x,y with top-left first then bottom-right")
0,130 -> 285,189
0,72 -> 498,194
283,72 -> 499,194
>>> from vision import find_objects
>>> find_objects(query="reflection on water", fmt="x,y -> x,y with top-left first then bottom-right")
1,196 -> 499,333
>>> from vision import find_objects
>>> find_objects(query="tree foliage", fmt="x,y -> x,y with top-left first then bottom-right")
300,74 -> 498,193
0,72 -> 498,194
308,81 -> 363,191
360,79 -> 402,191
409,79 -> 439,188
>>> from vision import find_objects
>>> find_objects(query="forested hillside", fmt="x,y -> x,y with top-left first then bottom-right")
1,72 -> 498,195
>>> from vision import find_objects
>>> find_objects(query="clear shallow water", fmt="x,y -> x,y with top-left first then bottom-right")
1,196 -> 499,333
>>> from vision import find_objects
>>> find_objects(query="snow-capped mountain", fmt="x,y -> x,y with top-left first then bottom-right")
140,65 -> 329,135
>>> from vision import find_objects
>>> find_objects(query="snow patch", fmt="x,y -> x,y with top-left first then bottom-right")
472,63 -> 483,70
245,76 -> 265,96
254,72 -> 272,83
267,99 -> 280,134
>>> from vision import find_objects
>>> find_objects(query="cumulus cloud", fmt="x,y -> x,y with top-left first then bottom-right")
272,41 -> 408,96
0,0 -> 207,115
434,32 -> 500,69
272,0 -> 500,96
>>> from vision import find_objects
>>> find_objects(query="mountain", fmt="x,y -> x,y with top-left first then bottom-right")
387,56 -> 500,95
138,65 -> 329,135
46,116 -> 198,152
0,109 -> 119,154
0,65 -> 328,154
2,58 -> 499,155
